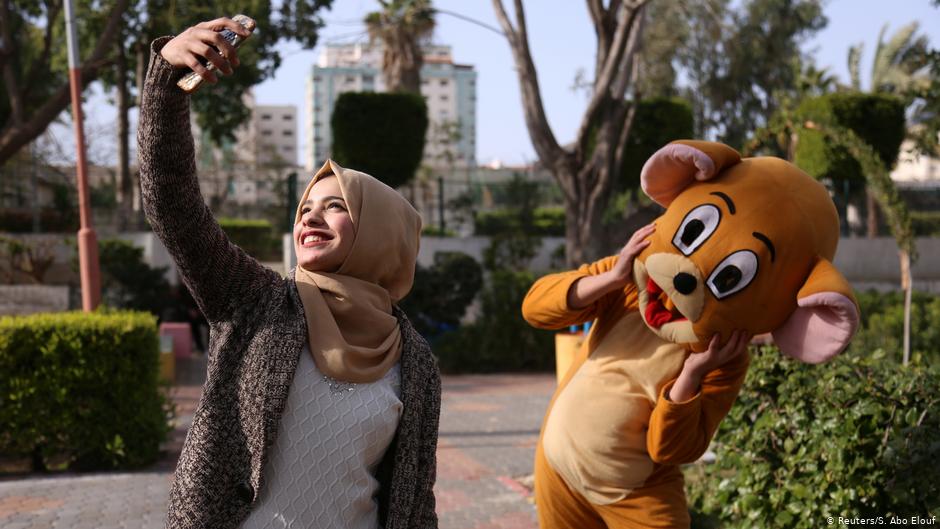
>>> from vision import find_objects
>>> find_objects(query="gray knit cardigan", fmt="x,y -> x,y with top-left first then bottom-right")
138,38 -> 440,529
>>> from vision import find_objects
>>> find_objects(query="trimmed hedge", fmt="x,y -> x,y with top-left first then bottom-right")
331,92 -> 428,189
687,346 -> 940,528
218,217 -> 281,261
474,206 -> 565,236
911,211 -> 940,236
0,310 -> 172,470
795,92 -> 906,192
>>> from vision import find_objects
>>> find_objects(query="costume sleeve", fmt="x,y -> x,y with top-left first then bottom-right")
138,37 -> 279,324
646,351 -> 751,465
521,256 -> 624,330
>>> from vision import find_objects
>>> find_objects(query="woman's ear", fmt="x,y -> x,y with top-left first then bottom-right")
772,257 -> 860,364
640,140 -> 742,207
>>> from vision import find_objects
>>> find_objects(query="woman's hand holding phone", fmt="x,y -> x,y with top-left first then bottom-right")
160,17 -> 253,89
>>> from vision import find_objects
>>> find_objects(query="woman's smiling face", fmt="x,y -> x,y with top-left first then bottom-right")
293,175 -> 355,273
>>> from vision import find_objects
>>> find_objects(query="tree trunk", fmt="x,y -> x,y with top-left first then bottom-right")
866,188 -> 879,238
116,34 -> 132,231
492,0 -> 648,267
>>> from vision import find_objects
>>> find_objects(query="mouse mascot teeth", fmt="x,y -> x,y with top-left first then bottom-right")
522,140 -> 859,528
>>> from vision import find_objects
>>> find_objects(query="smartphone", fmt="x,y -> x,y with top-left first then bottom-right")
176,14 -> 257,94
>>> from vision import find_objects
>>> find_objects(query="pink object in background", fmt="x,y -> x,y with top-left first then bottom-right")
159,322 -> 192,359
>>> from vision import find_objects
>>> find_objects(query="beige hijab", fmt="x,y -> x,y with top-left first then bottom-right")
294,160 -> 422,383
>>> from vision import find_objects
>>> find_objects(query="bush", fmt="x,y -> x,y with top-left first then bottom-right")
433,270 -> 555,373
99,239 -> 173,317
687,346 -> 940,528
331,91 -> 428,189
795,92 -> 906,192
0,310 -> 172,470
475,206 -> 565,236
399,252 -> 483,337
218,217 -> 280,261
849,290 -> 940,366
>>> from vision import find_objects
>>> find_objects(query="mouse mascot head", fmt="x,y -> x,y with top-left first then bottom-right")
634,140 -> 860,362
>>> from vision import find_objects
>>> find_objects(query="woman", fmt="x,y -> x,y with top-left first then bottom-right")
138,18 -> 440,529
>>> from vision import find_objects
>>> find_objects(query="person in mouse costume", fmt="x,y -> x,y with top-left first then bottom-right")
522,140 -> 860,528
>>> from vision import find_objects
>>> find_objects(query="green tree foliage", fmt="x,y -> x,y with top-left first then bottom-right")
670,0 -> 827,149
134,0 -> 333,147
687,346 -> 940,528
619,97 -> 694,190
398,251 -> 482,337
0,0 -> 130,163
0,1 -> 333,166
331,91 -> 428,188
848,23 -> 931,96
364,0 -> 435,94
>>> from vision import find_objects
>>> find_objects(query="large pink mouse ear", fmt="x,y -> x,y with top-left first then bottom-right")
640,140 -> 742,207
772,258 -> 860,363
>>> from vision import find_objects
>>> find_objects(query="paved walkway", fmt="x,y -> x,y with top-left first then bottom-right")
0,355 -> 555,529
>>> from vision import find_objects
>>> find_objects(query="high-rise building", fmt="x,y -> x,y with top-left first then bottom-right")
305,42 -> 477,172
192,92 -> 301,212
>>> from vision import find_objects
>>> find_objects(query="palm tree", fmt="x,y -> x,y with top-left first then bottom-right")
849,22 -> 931,94
364,0 -> 436,94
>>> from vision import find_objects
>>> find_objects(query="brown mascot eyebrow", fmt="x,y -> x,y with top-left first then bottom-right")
752,231 -> 776,262
709,191 -> 736,214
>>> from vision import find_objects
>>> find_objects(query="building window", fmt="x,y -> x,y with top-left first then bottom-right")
439,79 -> 449,86
283,130 -> 294,136
261,130 -> 273,136
363,75 -> 374,83
282,115 -> 293,121
440,94 -> 449,101
261,114 -> 272,120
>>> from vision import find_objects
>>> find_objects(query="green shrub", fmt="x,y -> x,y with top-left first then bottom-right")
0,310 -> 172,470
399,252 -> 483,337
687,346 -> 940,528
218,217 -> 280,261
99,239 -> 173,317
433,270 -> 554,373
795,92 -> 906,192
849,290 -> 940,366
331,92 -> 428,189
475,206 -> 565,236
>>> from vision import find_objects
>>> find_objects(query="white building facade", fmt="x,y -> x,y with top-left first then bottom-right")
305,43 -> 477,172
192,92 -> 302,210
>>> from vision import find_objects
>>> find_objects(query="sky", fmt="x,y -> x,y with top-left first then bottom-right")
65,0 -> 940,168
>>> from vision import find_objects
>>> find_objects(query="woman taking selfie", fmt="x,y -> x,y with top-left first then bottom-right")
138,17 -> 440,529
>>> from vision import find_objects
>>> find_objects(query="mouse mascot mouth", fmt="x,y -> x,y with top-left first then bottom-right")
644,278 -> 688,328
633,255 -> 702,345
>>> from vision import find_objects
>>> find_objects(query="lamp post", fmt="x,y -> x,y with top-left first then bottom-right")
64,0 -> 101,311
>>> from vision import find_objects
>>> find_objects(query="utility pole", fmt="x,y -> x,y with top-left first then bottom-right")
64,0 -> 101,311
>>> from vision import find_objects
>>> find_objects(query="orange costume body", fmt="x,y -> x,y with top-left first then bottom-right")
523,141 -> 860,529
523,257 -> 749,528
